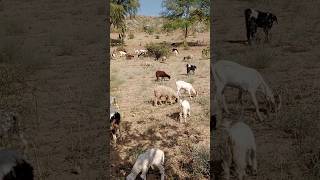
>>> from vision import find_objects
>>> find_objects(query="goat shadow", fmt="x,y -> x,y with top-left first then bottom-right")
166,112 -> 180,122
224,40 -> 248,45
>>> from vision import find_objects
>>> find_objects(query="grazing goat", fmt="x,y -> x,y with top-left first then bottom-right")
126,54 -> 135,60
110,106 -> 121,143
186,64 -> 197,75
119,50 -> 127,57
212,60 -> 281,121
221,120 -> 257,180
179,99 -> 191,123
126,148 -> 165,180
183,55 -> 193,61
155,71 -> 171,81
172,48 -> 179,56
176,80 -> 197,99
160,56 -> 167,62
137,49 -> 148,58
154,85 -> 178,106
245,8 -> 278,44
0,150 -> 34,180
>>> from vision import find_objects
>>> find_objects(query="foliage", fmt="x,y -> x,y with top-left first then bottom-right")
161,0 -> 210,39
145,42 -> 171,60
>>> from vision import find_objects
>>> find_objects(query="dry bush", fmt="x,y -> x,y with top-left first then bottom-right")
182,143 -> 210,178
145,42 -> 171,60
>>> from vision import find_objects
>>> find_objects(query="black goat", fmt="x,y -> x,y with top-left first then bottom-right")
110,108 -> 121,143
245,8 -> 278,45
0,150 -> 34,180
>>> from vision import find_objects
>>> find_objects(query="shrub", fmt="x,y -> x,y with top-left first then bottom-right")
145,42 -> 170,60
144,25 -> 155,35
155,35 -> 160,39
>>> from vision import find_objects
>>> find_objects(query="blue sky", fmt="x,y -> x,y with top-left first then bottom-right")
138,0 -> 163,16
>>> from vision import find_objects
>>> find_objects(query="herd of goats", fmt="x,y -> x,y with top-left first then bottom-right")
0,7 -> 279,180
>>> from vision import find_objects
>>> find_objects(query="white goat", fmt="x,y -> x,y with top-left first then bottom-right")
221,120 -> 257,180
176,80 -> 197,99
126,148 -> 165,180
179,99 -> 191,123
119,51 -> 127,57
212,60 -> 281,121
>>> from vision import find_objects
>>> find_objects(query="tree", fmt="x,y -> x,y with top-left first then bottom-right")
161,0 -> 210,40
110,0 -> 140,43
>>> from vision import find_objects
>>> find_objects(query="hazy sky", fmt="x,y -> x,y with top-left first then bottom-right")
138,0 -> 163,16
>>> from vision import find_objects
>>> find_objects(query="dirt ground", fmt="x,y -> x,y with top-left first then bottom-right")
110,17 -> 210,179
0,0 -> 107,179
212,0 -> 320,179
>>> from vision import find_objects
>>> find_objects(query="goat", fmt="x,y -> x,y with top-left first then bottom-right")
212,60 -> 281,121
186,64 -> 197,75
176,80 -> 197,99
0,150 -> 34,180
126,54 -> 135,60
172,48 -> 179,56
154,85 -> 178,106
179,99 -> 191,123
126,148 -> 165,180
110,105 -> 121,144
155,71 -> 171,81
119,50 -> 127,57
245,8 -> 278,45
183,55 -> 193,61
221,120 -> 257,180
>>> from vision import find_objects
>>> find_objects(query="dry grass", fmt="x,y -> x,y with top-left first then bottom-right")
110,16 -> 210,179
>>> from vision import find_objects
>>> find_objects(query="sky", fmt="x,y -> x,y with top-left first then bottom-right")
137,0 -> 163,17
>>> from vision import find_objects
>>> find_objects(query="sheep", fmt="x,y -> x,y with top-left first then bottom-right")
155,71 -> 171,81
245,8 -> 278,45
172,48 -> 179,56
221,120 -> 257,180
0,150 -> 34,180
110,105 -> 121,144
179,99 -> 191,123
153,85 -> 178,106
212,60 -> 281,121
176,80 -> 197,99
186,64 -> 197,75
126,148 -> 165,180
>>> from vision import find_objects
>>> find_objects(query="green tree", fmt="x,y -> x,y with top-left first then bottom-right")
110,0 -> 140,43
162,0 -> 209,40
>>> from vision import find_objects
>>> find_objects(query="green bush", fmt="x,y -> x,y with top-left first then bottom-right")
145,42 -> 170,60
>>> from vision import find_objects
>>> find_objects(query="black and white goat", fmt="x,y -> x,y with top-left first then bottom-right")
245,8 -> 278,44
186,64 -> 197,75
110,106 -> 121,144
0,150 -> 34,180
172,48 -> 179,56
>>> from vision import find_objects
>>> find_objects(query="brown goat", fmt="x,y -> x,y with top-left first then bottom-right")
155,71 -> 171,81
126,54 -> 135,60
